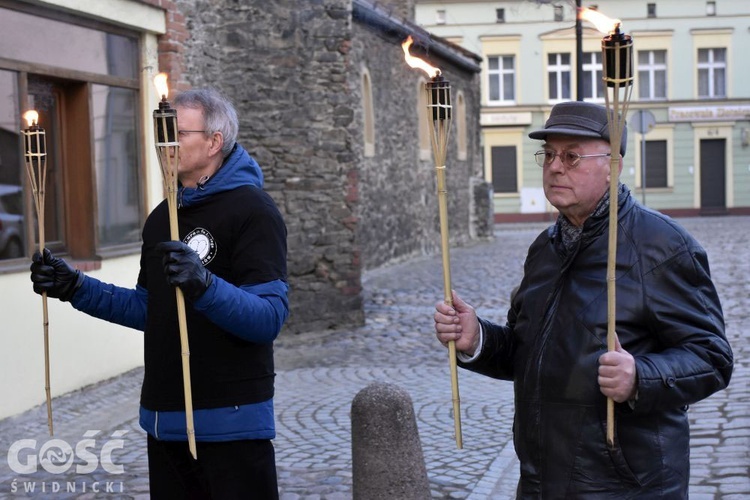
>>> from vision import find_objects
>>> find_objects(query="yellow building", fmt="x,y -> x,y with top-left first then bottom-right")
416,0 -> 750,221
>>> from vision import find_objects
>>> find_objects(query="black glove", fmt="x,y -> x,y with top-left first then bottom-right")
29,248 -> 84,302
156,241 -> 213,301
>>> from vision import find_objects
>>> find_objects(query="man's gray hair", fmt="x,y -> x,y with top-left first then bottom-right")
173,88 -> 239,158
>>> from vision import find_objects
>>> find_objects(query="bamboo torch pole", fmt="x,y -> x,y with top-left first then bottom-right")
22,110 -> 54,436
426,74 -> 463,449
601,24 -> 634,448
402,36 -> 462,448
152,74 -> 197,459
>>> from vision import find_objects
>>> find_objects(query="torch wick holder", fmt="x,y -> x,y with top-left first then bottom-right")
609,24 -> 627,43
159,98 -> 173,111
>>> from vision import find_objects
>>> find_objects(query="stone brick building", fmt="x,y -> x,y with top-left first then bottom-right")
0,0 -> 489,336
157,0 -> 490,333
0,0 -> 489,417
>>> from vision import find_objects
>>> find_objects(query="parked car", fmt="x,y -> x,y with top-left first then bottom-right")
0,184 -> 24,259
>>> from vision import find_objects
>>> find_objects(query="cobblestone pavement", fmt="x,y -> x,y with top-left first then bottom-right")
0,217 -> 747,499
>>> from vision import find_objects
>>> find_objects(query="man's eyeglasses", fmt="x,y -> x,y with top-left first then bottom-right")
177,130 -> 207,137
534,150 -> 611,169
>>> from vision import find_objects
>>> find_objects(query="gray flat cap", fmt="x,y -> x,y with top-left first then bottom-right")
529,101 -> 627,156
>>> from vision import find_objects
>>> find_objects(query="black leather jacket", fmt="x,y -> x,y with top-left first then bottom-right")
464,188 -> 733,498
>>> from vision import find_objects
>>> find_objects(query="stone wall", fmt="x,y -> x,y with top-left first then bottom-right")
350,15 -> 486,269
162,0 -> 490,334
175,0 -> 363,333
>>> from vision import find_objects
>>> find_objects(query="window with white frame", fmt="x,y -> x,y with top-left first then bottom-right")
547,53 -> 571,102
582,51 -> 604,101
638,50 -> 667,100
487,55 -> 515,104
698,48 -> 726,98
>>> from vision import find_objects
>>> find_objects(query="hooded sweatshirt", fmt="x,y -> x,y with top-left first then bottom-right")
72,144 -> 288,441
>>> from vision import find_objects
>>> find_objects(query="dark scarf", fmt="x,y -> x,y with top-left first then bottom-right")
557,183 -> 626,253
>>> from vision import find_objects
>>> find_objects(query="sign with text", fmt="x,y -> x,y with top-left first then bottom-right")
668,105 -> 750,122
480,112 -> 532,126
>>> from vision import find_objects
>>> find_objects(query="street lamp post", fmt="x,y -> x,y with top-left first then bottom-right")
576,0 -> 583,101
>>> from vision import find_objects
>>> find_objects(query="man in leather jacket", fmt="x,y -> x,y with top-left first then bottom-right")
434,101 -> 733,498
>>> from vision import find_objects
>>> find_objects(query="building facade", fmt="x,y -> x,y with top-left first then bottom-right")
0,0 -> 166,420
415,0 -> 750,221
0,0 -> 489,418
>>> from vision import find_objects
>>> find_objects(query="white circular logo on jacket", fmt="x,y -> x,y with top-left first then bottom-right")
184,227 -> 216,265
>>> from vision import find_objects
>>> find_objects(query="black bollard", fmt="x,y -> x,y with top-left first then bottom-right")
351,382 -> 431,499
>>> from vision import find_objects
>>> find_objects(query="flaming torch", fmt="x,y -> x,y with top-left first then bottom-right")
153,73 -> 197,459
580,8 -> 634,448
22,109 -> 54,436
403,35 -> 462,449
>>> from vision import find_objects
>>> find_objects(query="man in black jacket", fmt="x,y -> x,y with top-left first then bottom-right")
31,89 -> 288,498
434,101 -> 733,498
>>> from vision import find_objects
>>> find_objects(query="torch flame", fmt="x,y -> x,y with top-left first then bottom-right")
579,8 -> 621,34
154,73 -> 169,100
402,36 -> 440,79
23,110 -> 39,127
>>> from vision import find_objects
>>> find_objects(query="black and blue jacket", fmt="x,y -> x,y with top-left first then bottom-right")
71,143 -> 288,442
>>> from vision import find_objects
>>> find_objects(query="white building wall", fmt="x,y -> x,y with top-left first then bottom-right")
2,259 -> 144,419
0,0 -> 165,420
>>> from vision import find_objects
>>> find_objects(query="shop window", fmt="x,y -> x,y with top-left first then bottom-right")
0,4 -> 144,264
